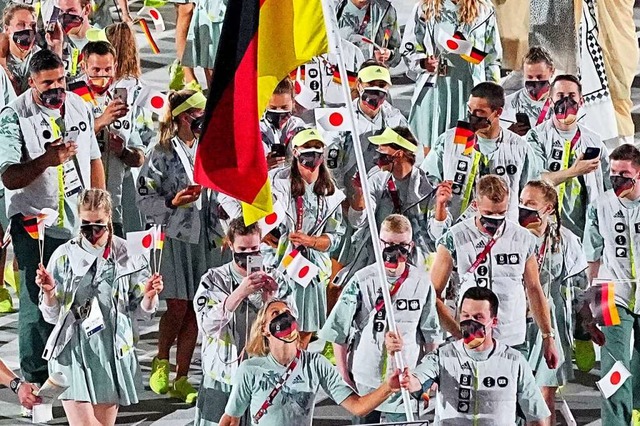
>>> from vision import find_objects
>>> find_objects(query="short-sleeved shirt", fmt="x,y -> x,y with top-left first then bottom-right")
225,350 -> 354,426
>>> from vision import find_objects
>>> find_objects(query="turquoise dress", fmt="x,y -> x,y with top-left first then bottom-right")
182,0 -> 227,68
401,0 -> 501,148
270,178 -> 345,332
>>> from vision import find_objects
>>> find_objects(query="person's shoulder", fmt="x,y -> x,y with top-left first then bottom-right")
354,263 -> 379,282
576,123 -> 604,144
498,342 -> 528,363
506,219 -> 535,240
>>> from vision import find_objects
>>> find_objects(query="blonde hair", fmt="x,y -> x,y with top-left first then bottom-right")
3,3 -> 35,27
158,89 -> 198,151
105,22 -> 141,80
381,214 -> 412,235
246,299 -> 297,357
476,175 -> 509,203
421,0 -> 484,25
77,189 -> 114,241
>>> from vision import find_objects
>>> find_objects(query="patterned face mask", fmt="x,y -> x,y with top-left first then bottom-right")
269,311 -> 299,343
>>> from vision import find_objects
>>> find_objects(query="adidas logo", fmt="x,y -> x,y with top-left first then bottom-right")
292,375 -> 304,385
476,240 -> 486,249
552,140 -> 562,147
614,210 -> 625,218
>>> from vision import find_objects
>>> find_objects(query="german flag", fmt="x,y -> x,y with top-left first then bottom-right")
23,216 -> 39,240
138,19 -> 160,54
332,69 -> 357,88
154,224 -> 165,250
195,0 -> 329,224
593,282 -> 621,326
68,80 -> 96,105
461,47 -> 488,65
454,121 -> 475,156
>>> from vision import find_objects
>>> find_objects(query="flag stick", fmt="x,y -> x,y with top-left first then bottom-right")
152,224 -> 158,275
156,225 -> 165,274
320,0 -> 414,420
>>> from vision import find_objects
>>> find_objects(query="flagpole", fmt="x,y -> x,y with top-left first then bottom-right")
319,0 -> 415,420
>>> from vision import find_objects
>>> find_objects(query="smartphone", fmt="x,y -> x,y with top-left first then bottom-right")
186,184 -> 201,193
113,87 -> 127,103
583,147 -> 601,160
271,143 -> 286,158
247,255 -> 263,274
515,112 -> 531,129
64,129 -> 79,143
46,7 -> 61,33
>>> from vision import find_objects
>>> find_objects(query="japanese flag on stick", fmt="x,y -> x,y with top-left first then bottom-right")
126,228 -> 155,257
279,249 -> 319,288
258,200 -> 285,237
135,88 -> 168,116
137,7 -> 165,32
597,361 -> 630,399
315,108 -> 351,132
437,29 -> 472,55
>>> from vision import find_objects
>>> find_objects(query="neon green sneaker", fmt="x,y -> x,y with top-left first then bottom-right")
169,60 -> 185,91
149,357 -> 170,394
0,287 -> 12,313
574,339 -> 596,373
170,376 -> 198,404
184,80 -> 202,93
632,409 -> 640,426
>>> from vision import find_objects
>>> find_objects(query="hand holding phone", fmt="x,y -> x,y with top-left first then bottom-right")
247,255 -> 263,275
582,147 -> 601,161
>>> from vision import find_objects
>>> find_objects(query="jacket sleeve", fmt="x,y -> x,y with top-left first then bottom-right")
136,147 -> 173,219
323,199 -> 346,253
128,258 -> 155,321
401,2 -> 429,75
381,5 -> 402,67
482,10 -> 502,83
194,270 -> 234,337
420,132 -> 446,180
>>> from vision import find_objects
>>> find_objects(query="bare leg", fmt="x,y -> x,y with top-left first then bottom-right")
157,298 -> 189,360
61,401 -> 101,426
175,302 -> 198,378
175,3 -> 197,84
93,403 -> 119,426
541,386 -> 557,426
204,68 -> 213,89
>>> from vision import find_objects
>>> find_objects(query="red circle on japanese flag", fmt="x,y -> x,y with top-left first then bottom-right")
298,266 -> 310,279
265,212 -> 278,225
150,9 -> 160,19
142,234 -> 153,248
329,112 -> 344,127
294,81 -> 302,95
446,40 -> 459,50
610,371 -> 621,385
151,96 -> 165,109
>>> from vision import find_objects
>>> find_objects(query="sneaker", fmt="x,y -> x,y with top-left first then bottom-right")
184,80 -> 202,93
574,339 -> 596,373
169,60 -> 185,91
169,376 -> 198,404
633,409 -> 640,425
149,357 -> 170,394
0,287 -> 13,313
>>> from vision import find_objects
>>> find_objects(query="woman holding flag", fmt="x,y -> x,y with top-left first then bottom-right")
269,128 -> 345,349
401,0 -> 502,150
35,189 -> 163,426
136,89 -> 228,404
519,180 -> 603,425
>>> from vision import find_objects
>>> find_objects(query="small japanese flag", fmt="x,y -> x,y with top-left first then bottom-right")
315,108 -> 350,132
597,361 -> 631,399
294,79 -> 319,110
38,208 -> 59,227
280,249 -> 319,288
436,30 -> 472,55
126,228 -> 155,256
135,88 -> 167,115
258,201 -> 286,237
137,7 -> 165,32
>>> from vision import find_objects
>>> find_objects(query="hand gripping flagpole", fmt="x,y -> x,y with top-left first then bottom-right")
319,0 -> 415,420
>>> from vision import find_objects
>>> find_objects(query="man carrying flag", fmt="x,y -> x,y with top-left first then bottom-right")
584,143 -> 640,425
194,0 -> 329,226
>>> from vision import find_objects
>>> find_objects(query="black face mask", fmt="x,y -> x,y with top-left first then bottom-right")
460,319 -> 487,349
297,150 -> 324,171
190,115 -> 204,137
524,80 -> 550,101
60,13 -> 84,34
518,205 -> 542,229
467,112 -> 492,133
264,109 -> 291,130
269,311 -> 299,343
382,244 -> 410,268
233,250 -> 260,270
373,151 -> 394,168
479,214 -> 505,236
80,223 -> 108,245
611,175 -> 636,198
38,88 -> 66,110
12,28 -> 36,51
360,88 -> 387,110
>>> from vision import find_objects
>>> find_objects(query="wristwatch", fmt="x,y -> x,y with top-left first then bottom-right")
541,331 -> 556,340
9,377 -> 23,394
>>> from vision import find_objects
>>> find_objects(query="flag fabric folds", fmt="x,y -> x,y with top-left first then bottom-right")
194,0 -> 329,225
68,81 -> 96,105
454,120 -> 475,156
279,249 -> 319,288
592,282 -> 621,326
597,360 -> 630,399
126,228 -> 155,256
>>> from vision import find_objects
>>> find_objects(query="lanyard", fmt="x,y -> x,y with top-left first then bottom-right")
556,128 -> 581,212
460,151 -> 481,215
386,178 -> 402,214
536,99 -> 551,126
295,195 -> 325,233
357,4 -> 371,35
374,265 -> 410,313
466,226 -> 504,275
253,349 -> 301,424
536,233 -> 549,270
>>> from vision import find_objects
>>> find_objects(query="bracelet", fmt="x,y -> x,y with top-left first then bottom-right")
541,331 -> 555,340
